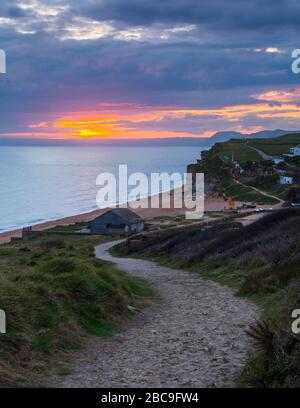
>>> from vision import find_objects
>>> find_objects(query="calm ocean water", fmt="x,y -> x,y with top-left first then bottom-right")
0,145 -> 205,233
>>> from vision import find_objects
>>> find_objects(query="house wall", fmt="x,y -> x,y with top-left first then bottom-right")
106,226 -> 128,234
90,212 -> 124,234
130,221 -> 144,233
90,212 -> 144,234
279,176 -> 294,185
290,147 -> 300,156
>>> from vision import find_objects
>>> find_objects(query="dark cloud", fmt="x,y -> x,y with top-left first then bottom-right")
0,0 -> 299,135
82,0 -> 300,31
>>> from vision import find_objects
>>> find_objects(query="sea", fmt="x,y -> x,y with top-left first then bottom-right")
0,145 -> 205,233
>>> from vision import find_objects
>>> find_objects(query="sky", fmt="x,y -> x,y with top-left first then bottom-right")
1,0 -> 300,141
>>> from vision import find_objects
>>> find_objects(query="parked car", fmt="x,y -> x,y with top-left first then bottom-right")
255,208 -> 267,213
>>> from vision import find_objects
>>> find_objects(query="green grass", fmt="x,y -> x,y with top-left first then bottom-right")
115,249 -> 300,387
247,180 -> 290,200
47,223 -> 87,233
0,235 -> 153,387
248,134 -> 300,156
56,367 -> 73,376
188,138 -> 290,204
199,153 -> 278,204
214,139 -> 261,163
113,209 -> 300,387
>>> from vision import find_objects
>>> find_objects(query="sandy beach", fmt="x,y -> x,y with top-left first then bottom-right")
0,188 -> 228,245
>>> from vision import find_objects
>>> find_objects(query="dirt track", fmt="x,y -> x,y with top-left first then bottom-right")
57,240 -> 258,388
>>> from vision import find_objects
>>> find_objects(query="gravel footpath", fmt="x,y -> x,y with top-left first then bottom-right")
57,240 -> 258,388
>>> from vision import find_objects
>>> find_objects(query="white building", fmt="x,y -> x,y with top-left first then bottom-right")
289,145 -> 300,156
279,176 -> 294,185
273,157 -> 284,165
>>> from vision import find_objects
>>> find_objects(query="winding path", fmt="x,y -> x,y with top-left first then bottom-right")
246,144 -> 275,161
234,178 -> 284,203
247,143 -> 296,171
236,144 -> 284,203
57,240 -> 258,388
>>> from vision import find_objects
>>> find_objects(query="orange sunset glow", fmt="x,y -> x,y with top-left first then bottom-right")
4,92 -> 299,140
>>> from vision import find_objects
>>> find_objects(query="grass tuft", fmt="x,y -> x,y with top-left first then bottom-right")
114,209 -> 300,387
0,235 -> 153,386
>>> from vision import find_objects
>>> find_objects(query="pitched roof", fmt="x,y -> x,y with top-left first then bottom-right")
97,208 -> 144,224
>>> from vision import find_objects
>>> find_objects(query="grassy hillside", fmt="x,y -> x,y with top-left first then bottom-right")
210,139 -> 261,164
189,141 -> 278,204
114,209 -> 300,387
188,135 -> 300,204
0,235 -> 152,386
248,134 -> 300,156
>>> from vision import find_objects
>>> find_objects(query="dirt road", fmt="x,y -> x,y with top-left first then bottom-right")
57,240 -> 258,388
234,178 -> 283,203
